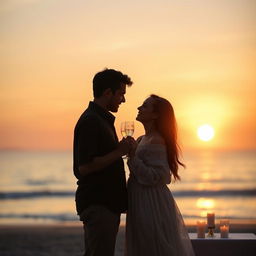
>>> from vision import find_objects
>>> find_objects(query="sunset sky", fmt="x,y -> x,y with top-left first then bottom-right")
1,0 -> 255,151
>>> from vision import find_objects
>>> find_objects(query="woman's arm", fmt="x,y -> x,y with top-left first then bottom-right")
127,145 -> 171,186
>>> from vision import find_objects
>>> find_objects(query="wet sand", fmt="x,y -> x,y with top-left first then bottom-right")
0,222 -> 255,256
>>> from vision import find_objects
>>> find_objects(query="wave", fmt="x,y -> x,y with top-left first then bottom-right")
0,191 -> 75,199
0,213 -> 79,221
0,213 -> 255,222
0,189 -> 256,200
181,214 -> 256,220
172,189 -> 256,197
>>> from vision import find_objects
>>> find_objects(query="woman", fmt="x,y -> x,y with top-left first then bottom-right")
125,95 -> 194,256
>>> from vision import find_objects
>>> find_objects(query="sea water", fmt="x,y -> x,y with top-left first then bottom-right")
0,150 -> 255,225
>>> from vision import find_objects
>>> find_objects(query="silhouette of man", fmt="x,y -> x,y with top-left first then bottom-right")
73,68 -> 133,256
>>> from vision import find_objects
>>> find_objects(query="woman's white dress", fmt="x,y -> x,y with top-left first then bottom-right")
126,143 -> 195,256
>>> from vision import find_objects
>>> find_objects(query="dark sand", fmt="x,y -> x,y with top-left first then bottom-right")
0,222 -> 255,256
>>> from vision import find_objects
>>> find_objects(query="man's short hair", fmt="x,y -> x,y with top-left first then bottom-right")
93,68 -> 133,98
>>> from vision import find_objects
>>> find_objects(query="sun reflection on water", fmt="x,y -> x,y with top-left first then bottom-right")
196,198 -> 215,217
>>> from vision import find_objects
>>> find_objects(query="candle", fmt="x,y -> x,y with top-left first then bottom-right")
220,225 -> 229,238
207,212 -> 215,227
197,221 -> 206,238
220,219 -> 229,227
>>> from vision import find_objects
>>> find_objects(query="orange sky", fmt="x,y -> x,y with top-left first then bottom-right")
1,0 -> 256,151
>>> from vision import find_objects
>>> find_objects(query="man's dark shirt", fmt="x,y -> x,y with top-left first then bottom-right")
73,101 -> 127,215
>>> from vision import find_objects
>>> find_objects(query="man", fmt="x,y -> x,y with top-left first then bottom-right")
73,68 -> 133,256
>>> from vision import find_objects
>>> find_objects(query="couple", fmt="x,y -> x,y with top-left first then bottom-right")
73,68 -> 195,256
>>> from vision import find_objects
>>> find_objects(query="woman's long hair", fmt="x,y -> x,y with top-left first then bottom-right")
150,94 -> 185,181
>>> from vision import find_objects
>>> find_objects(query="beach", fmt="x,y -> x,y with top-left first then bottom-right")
1,150 -> 255,255
1,222 -> 255,256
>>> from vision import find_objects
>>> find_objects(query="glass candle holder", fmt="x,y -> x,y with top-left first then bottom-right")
197,221 -> 206,238
220,225 -> 229,238
220,219 -> 230,227
220,219 -> 230,238
207,213 -> 215,237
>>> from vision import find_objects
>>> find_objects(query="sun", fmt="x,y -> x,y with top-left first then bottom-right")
197,124 -> 215,141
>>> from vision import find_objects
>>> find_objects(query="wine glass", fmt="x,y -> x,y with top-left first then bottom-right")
121,121 -> 134,138
120,121 -> 135,158
124,121 -> 134,137
120,122 -> 127,138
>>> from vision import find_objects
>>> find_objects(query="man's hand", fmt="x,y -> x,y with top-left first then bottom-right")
117,137 -> 133,156
125,136 -> 137,158
79,137 -> 136,176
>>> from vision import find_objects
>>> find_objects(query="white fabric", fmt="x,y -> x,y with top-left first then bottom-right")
125,143 -> 195,256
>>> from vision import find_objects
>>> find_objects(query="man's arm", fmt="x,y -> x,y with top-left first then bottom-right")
78,138 -> 130,176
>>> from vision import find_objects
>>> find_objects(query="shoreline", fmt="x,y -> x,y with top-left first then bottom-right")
1,218 -> 256,230
1,217 -> 255,227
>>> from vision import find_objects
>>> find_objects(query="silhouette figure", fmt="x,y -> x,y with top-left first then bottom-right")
73,68 -> 133,256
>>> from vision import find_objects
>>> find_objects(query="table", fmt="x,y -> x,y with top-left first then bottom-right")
189,233 -> 256,256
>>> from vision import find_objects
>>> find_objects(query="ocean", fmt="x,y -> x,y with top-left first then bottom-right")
0,150 -> 255,225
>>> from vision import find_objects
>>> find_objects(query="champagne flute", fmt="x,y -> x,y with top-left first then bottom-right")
124,121 -> 134,137
120,121 -> 135,138
120,122 -> 127,138
120,121 -> 135,159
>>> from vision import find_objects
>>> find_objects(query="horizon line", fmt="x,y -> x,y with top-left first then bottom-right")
0,147 -> 256,153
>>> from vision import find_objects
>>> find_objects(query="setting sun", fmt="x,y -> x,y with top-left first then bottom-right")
197,124 -> 215,142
